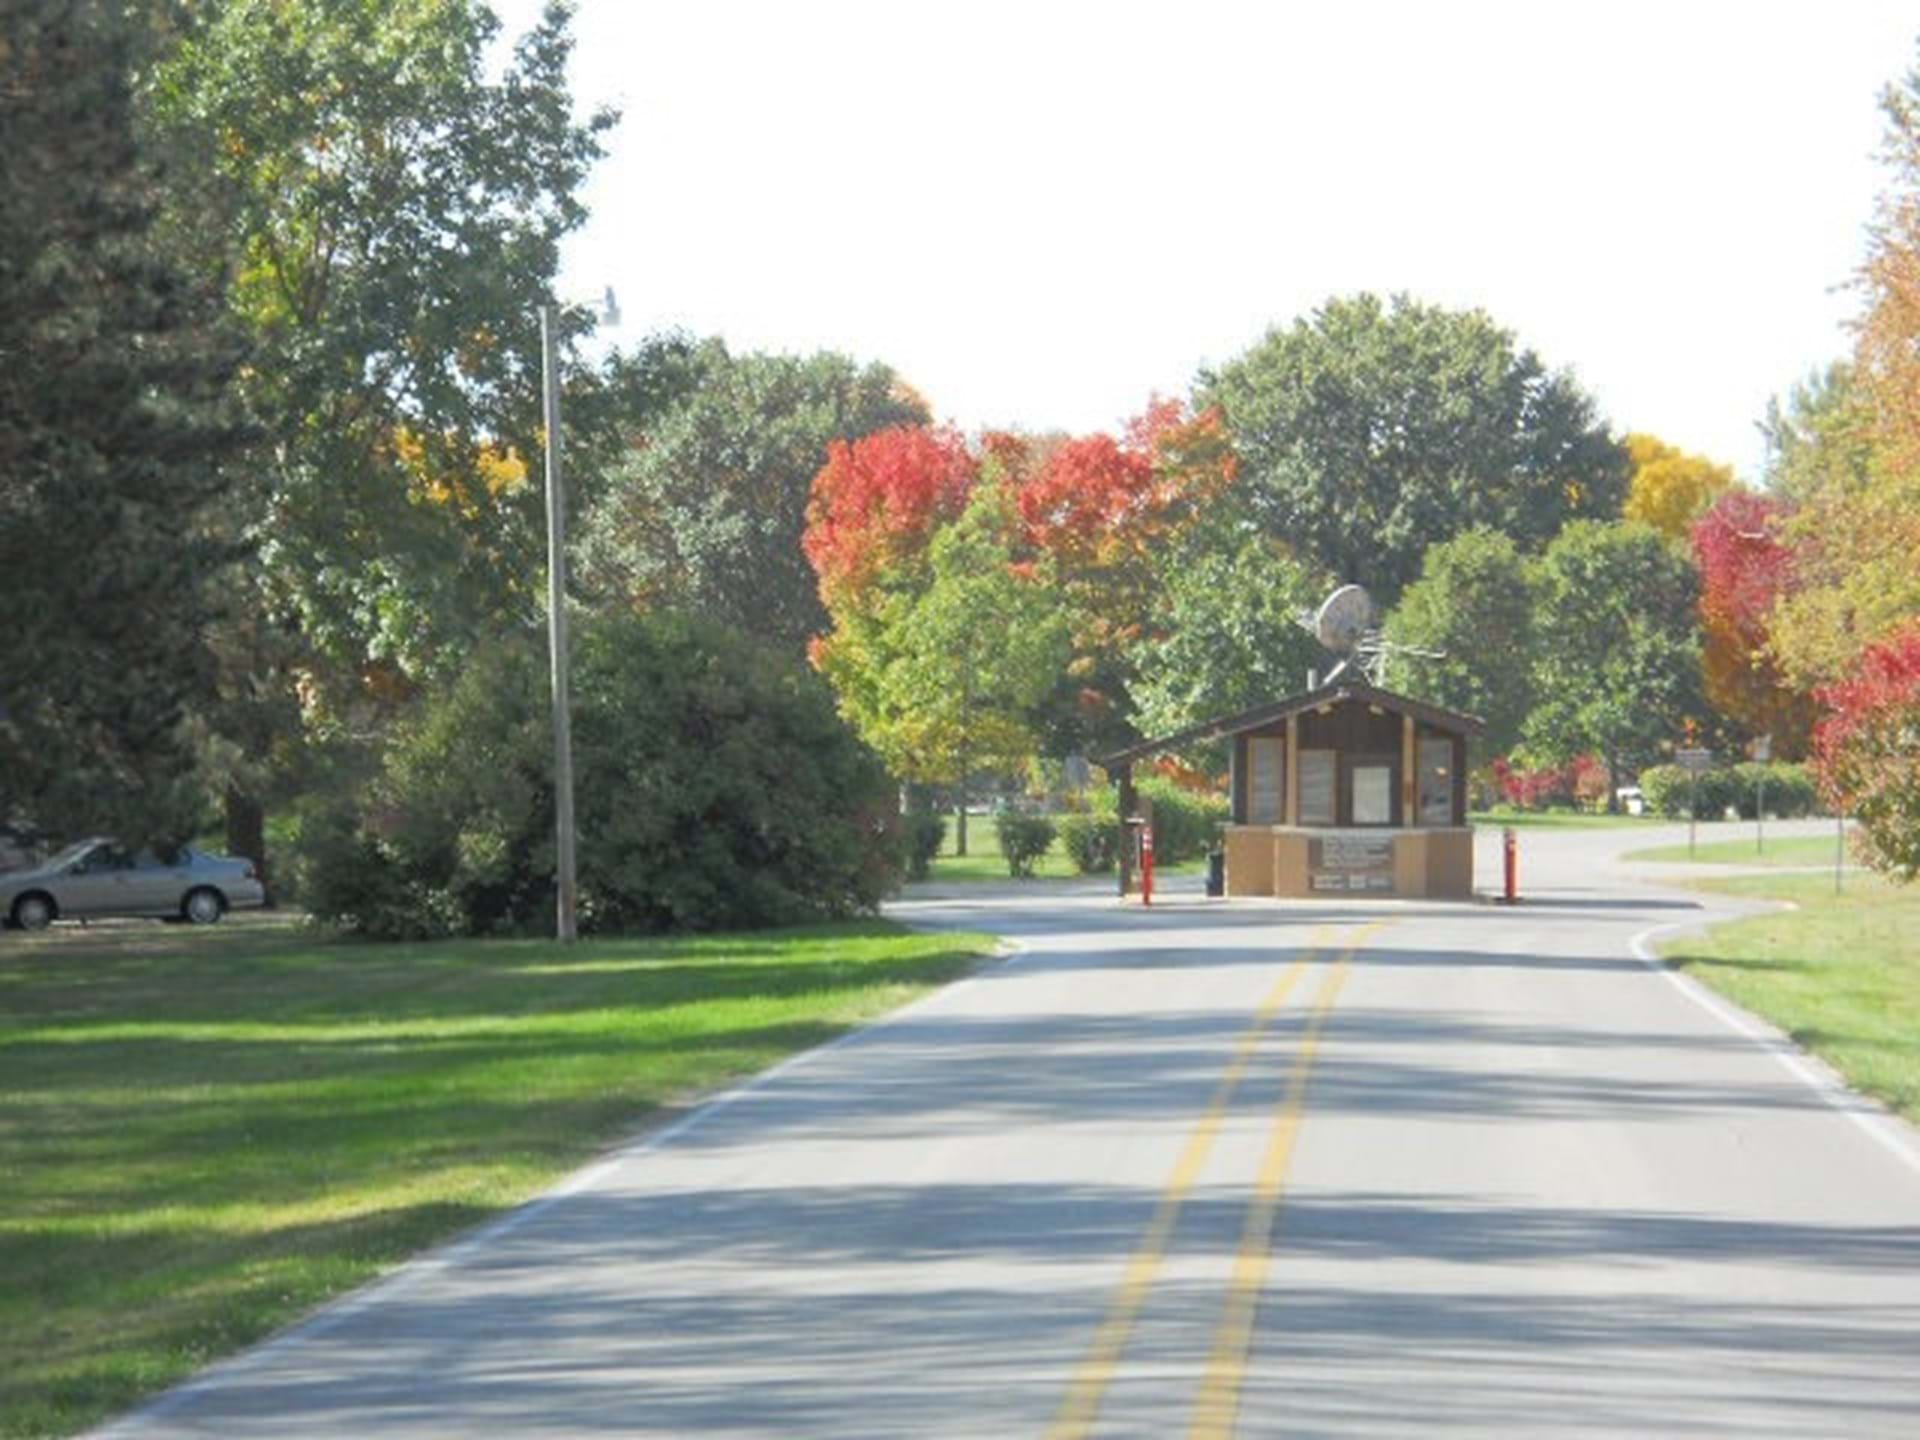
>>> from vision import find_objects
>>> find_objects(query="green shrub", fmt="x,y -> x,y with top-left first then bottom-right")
1700,767 -> 1742,819
300,613 -> 902,938
1137,776 -> 1228,864
1731,761 -> 1819,818
902,810 -> 945,880
1638,765 -> 1685,817
1057,810 -> 1120,873
996,813 -> 1058,878
1640,763 -> 1744,819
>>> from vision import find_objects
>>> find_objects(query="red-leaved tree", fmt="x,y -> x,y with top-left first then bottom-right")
1812,623 -> 1920,880
803,426 -> 978,611
1010,400 -> 1237,752
1488,756 -> 1574,810
1691,489 -> 1818,757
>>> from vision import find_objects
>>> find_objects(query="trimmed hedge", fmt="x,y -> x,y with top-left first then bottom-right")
996,813 -> 1058,878
1137,776 -> 1228,864
1639,761 -> 1819,820
1057,809 -> 1120,874
903,810 -> 945,880
1731,762 -> 1819,819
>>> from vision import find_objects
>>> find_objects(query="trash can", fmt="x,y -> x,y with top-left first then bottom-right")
1206,849 -> 1225,898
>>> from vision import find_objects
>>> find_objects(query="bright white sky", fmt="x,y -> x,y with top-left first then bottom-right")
491,0 -> 1920,481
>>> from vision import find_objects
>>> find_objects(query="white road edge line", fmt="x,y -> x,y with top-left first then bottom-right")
1628,917 -> 1920,1182
90,932 -> 1026,1438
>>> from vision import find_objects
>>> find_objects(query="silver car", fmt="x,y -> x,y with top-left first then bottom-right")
0,838 -> 267,929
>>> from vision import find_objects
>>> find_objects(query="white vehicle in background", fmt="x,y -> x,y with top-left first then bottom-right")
0,838 -> 266,930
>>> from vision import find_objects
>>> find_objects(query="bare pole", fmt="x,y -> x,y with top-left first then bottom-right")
539,303 -> 579,943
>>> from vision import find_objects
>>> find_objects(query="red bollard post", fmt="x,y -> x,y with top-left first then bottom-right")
1502,826 -> 1518,904
1141,824 -> 1155,907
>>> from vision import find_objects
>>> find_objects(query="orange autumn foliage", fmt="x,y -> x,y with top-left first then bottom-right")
803,425 -> 978,608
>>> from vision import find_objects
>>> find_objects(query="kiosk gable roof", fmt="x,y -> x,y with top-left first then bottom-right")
1099,680 -> 1483,767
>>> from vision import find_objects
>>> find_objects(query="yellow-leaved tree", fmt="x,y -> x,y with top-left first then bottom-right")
1622,433 -> 1735,540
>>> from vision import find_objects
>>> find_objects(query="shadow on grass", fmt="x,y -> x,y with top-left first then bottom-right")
0,1198 -> 499,1439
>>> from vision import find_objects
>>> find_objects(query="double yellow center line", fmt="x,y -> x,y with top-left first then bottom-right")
1048,922 -> 1386,1440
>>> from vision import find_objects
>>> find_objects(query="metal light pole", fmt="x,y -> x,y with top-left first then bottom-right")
538,289 -> 618,943
538,303 -> 578,941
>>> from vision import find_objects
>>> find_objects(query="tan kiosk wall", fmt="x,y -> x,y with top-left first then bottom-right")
1223,826 -> 1474,899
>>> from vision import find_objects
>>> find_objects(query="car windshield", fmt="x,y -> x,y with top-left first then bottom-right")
43,842 -> 99,871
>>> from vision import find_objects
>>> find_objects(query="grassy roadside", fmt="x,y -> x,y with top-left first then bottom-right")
1625,833 -> 1855,866
1659,870 -> 1919,1126
0,914 -> 995,1438
1470,808 -> 1660,831
923,813 -> 1206,884
930,813 -> 1080,881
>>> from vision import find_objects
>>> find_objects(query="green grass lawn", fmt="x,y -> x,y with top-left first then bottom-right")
921,813 -> 1205,884
1661,870 -> 1919,1126
0,914 -> 994,1439
1469,807 -> 1659,830
927,813 -> 1080,882
1624,832 -> 1856,866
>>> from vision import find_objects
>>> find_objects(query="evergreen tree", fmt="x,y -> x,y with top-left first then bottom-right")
0,0 -> 249,841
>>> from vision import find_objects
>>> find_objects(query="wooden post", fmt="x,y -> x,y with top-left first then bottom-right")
1402,714 -> 1417,827
1116,763 -> 1135,898
1284,714 -> 1300,826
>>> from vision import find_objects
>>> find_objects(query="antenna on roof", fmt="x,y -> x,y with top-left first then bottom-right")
1295,582 -> 1442,687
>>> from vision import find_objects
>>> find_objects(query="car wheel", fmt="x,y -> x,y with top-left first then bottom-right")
183,887 -> 226,925
12,893 -> 55,931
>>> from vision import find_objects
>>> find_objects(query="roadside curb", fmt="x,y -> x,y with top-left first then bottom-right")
1628,915 -> 1920,1184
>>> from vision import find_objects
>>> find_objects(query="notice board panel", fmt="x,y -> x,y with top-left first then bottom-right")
1309,833 -> 1394,892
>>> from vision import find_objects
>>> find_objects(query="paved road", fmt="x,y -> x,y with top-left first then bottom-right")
100,822 -> 1920,1437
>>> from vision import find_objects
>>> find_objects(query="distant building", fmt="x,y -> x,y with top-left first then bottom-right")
1101,680 -> 1482,899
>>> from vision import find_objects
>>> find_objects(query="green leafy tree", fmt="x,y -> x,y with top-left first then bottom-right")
0,0 -> 249,843
1201,293 -> 1628,603
1125,531 -> 1324,765
1385,528 -> 1539,763
1762,364 -> 1876,505
576,339 -> 926,655
1523,521 -> 1704,802
826,484 -> 1068,854
143,0 -> 612,863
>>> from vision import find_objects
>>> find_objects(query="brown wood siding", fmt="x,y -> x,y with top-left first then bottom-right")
1295,699 -> 1403,754
1454,733 -> 1468,826
1230,735 -> 1247,824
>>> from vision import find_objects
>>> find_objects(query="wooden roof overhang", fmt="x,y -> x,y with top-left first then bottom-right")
1097,679 -> 1484,770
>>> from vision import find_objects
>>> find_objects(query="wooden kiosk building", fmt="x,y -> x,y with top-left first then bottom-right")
1102,680 -> 1483,900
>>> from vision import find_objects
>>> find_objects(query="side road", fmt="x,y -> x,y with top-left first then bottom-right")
95,819 -> 1920,1438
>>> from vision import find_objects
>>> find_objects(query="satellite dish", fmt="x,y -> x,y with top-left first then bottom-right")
1314,585 -> 1375,654
1295,581 -> 1441,688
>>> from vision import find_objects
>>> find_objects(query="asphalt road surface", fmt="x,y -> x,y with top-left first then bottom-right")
98,821 -> 1920,1438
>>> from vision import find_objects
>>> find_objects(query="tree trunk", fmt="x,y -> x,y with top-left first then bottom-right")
955,773 -> 969,857
1604,749 -> 1620,814
224,785 -> 270,904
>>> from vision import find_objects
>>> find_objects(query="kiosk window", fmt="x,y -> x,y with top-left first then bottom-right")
1418,737 -> 1454,825
1298,750 -> 1336,825
1248,736 -> 1284,824
1351,762 -> 1393,826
